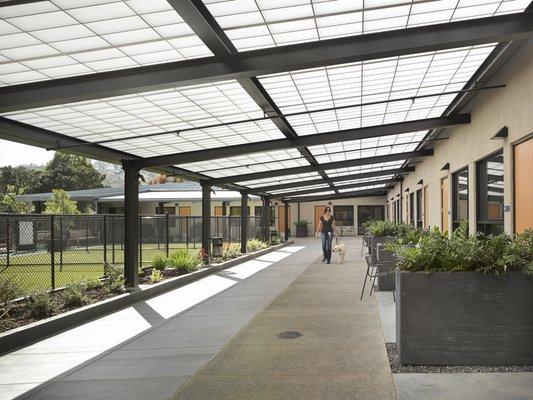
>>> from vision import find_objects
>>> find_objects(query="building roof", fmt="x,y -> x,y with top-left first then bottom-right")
16,182 -> 242,202
99,190 -> 258,203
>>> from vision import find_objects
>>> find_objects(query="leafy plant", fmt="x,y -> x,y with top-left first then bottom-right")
391,221 -> 533,277
247,239 -> 268,252
168,249 -> 201,273
62,283 -> 87,307
0,275 -> 22,319
104,263 -> 125,294
150,269 -> 162,284
220,243 -> 240,261
151,254 -> 168,271
82,277 -> 103,291
270,235 -> 283,245
293,220 -> 309,227
29,292 -> 55,319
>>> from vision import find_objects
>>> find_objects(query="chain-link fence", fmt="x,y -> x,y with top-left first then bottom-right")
0,214 -> 262,296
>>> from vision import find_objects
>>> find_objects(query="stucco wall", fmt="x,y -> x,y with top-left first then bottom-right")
386,39 -> 533,234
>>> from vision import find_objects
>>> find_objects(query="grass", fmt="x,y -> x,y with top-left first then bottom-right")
0,243 -> 200,296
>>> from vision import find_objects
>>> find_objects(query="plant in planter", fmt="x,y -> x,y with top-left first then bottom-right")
150,269 -> 162,284
293,220 -> 309,237
0,276 -> 22,320
393,221 -> 533,366
28,292 -> 56,319
62,283 -> 87,308
247,239 -> 268,252
168,249 -> 202,274
270,235 -> 283,245
151,254 -> 168,271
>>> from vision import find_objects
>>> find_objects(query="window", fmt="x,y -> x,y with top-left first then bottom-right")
452,167 -> 469,231
334,205 -> 354,227
155,206 -> 175,214
409,192 -> 415,226
108,207 -> 124,214
416,189 -> 422,228
229,206 -> 250,216
477,151 -> 504,235
254,205 -> 275,226
357,205 -> 384,234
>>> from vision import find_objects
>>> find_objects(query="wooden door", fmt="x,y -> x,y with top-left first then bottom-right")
441,177 -> 449,232
214,206 -> 223,216
278,205 -> 292,234
423,186 -> 429,228
314,205 -> 327,233
179,206 -> 191,216
515,137 -> 533,233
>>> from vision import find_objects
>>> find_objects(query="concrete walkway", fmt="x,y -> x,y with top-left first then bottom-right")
172,236 -> 396,399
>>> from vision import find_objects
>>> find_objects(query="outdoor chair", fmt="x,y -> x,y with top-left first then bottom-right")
360,255 -> 395,302
360,234 -> 371,256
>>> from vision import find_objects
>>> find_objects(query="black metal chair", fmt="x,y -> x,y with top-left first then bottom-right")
360,255 -> 395,302
361,234 -> 371,256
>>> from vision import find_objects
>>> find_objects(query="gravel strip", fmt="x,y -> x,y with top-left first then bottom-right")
386,343 -> 533,373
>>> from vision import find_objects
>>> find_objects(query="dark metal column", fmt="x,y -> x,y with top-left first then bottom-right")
201,182 -> 211,263
261,196 -> 270,242
122,160 -> 139,289
240,191 -> 248,254
283,201 -> 289,241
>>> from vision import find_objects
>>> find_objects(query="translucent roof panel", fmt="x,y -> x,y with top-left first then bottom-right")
324,160 -> 410,178
179,149 -> 311,178
2,80 -> 285,157
238,171 -> 323,187
337,184 -> 388,194
202,0 -> 530,51
290,190 -> 336,197
269,183 -> 331,195
0,0 -> 212,86
259,45 -> 496,136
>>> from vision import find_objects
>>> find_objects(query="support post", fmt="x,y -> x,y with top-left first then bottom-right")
6,216 -> 10,268
284,201 -> 289,241
241,191 -> 248,254
50,214 -> 55,291
122,160 -> 139,289
261,196 -> 270,243
201,182 -> 211,264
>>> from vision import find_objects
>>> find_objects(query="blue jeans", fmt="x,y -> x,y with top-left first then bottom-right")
321,232 -> 334,262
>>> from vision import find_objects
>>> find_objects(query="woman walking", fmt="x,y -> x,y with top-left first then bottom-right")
315,207 -> 339,264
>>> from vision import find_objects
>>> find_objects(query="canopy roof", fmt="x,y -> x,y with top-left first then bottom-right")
1,0 -> 532,201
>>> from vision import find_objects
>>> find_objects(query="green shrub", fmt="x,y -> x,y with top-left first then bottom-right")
107,279 -> 125,294
221,243 -> 240,261
0,275 -> 22,319
247,238 -> 268,252
270,235 -> 283,245
29,292 -> 55,319
293,220 -> 308,227
391,221 -> 533,277
62,284 -> 87,307
83,277 -> 103,291
168,249 -> 201,273
150,269 -> 162,283
151,254 -> 168,271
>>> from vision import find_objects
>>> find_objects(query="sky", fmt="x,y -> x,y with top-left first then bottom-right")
0,139 -> 55,167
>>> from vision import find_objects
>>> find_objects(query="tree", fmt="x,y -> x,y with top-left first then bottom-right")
33,153 -> 105,193
0,165 -> 41,195
0,185 -> 32,214
44,189 -> 80,214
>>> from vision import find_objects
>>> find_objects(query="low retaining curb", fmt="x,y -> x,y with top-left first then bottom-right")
0,241 -> 294,355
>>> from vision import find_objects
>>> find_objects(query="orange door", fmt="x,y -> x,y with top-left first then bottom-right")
214,206 -> 223,216
179,206 -> 191,216
278,205 -> 292,233
441,177 -> 449,232
515,137 -> 533,233
314,205 -> 327,233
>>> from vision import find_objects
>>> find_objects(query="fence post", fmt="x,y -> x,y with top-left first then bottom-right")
50,215 -> 55,291
103,215 -> 107,267
111,216 -> 116,264
166,213 -> 170,257
6,216 -> 10,268
59,216 -> 63,272
228,216 -> 231,245
186,216 -> 189,249
139,215 -> 143,271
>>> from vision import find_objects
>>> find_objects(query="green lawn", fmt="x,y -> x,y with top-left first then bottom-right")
0,244 -> 197,296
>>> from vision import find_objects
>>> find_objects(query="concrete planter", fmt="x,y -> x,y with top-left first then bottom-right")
295,225 -> 308,237
396,270 -> 533,366
0,241 -> 293,355
370,236 -> 394,290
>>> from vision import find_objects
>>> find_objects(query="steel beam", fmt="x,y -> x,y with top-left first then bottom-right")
169,0 -> 337,192
271,177 -> 400,198
240,191 -> 248,254
261,196 -> 270,242
285,188 -> 387,203
122,160 -> 139,288
201,182 -> 211,263
1,13 -> 532,112
249,167 -> 415,194
133,115 -> 468,169
209,150 -> 433,185
283,201 -> 289,241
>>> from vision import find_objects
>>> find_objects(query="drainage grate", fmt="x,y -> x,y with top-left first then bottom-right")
277,331 -> 302,339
